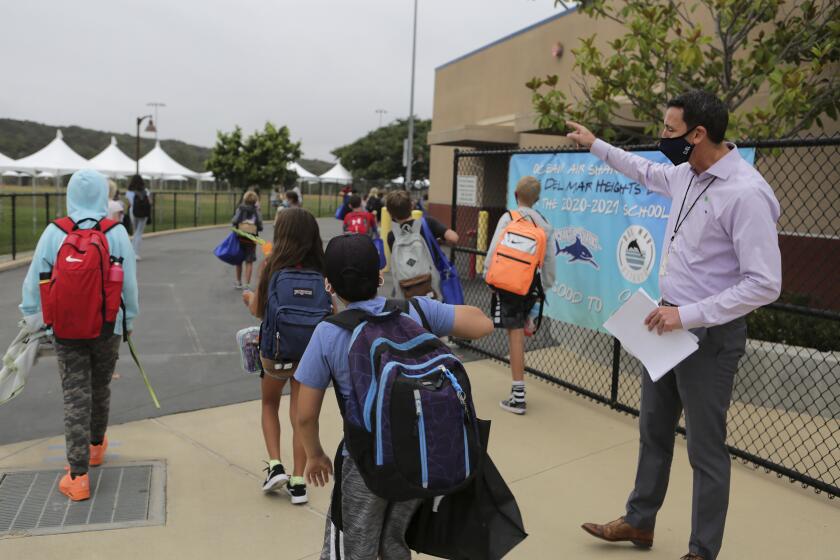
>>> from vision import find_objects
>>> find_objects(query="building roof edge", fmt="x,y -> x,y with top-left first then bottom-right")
435,5 -> 578,71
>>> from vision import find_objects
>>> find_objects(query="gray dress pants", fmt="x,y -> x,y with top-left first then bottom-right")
624,317 -> 747,560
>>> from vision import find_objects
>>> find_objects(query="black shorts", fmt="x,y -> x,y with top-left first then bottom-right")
491,290 -> 529,330
240,240 -> 257,263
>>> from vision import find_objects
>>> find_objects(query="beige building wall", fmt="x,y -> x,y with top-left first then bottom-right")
427,6 -> 839,216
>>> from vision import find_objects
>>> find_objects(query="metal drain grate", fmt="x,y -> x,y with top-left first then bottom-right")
0,461 -> 165,537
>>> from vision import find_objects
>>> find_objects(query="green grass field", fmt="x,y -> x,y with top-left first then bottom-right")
0,190 -> 343,258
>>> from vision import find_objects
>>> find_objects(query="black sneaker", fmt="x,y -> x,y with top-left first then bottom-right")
262,462 -> 289,492
499,396 -> 527,415
286,481 -> 309,505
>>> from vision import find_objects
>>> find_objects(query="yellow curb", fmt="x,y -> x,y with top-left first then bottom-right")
0,224 -> 231,273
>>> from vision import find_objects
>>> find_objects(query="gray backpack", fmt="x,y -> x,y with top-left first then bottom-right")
391,220 -> 439,299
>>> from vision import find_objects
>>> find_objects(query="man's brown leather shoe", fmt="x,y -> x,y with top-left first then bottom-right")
581,516 -> 653,548
680,554 -> 704,560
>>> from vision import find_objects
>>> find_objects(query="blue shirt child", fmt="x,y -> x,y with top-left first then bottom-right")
295,296 -> 455,408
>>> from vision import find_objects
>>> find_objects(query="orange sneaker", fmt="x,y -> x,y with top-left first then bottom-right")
58,472 -> 91,501
89,436 -> 108,467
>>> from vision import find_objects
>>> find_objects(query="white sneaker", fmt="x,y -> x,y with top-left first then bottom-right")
233,281 -> 243,290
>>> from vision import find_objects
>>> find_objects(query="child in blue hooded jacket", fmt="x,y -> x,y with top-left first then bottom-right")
20,169 -> 139,501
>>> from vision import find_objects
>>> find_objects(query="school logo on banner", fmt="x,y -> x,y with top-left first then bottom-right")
616,225 -> 656,284
554,227 -> 600,269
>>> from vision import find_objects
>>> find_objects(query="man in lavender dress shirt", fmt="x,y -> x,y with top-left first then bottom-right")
569,90 -> 782,560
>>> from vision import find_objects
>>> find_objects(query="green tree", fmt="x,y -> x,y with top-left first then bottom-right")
529,0 -> 840,141
242,122 -> 302,191
205,122 -> 301,190
332,119 -> 432,180
205,126 -> 248,189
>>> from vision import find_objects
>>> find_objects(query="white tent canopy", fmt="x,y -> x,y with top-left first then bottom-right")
138,140 -> 199,179
287,161 -> 316,179
88,136 -> 138,177
4,130 -> 89,174
319,161 -> 353,184
198,171 -> 215,182
0,151 -> 16,170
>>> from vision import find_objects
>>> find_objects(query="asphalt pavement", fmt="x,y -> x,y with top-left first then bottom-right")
0,218 -> 480,445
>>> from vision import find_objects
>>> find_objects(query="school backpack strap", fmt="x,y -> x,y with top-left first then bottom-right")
53,217 -> 75,233
408,297 -> 432,332
99,218 -> 120,233
325,299 -> 408,331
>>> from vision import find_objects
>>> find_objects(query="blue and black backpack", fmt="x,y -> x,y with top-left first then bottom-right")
259,269 -> 332,373
326,298 -> 482,500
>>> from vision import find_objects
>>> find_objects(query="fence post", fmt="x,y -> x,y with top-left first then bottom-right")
194,192 -> 198,227
610,337 -> 621,408
45,193 -> 50,225
11,194 -> 17,260
173,193 -> 178,230
449,149 -> 460,261
214,192 -> 218,224
318,183 -> 322,216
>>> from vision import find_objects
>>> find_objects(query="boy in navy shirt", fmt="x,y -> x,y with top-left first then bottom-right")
294,234 -> 493,559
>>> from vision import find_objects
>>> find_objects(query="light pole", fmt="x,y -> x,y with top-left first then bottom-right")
404,0 -> 418,190
135,115 -> 156,177
375,109 -> 388,128
147,102 -> 166,141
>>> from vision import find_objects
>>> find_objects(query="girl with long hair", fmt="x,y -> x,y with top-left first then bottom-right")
242,207 -> 326,504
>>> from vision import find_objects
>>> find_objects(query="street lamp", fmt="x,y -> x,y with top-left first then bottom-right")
135,115 -> 156,176
147,102 -> 166,141
404,0 -> 419,190
375,108 -> 388,128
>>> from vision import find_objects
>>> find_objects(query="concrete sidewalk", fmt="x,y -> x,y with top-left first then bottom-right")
1,358 -> 836,559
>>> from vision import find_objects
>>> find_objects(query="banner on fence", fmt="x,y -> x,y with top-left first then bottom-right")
507,148 -> 755,332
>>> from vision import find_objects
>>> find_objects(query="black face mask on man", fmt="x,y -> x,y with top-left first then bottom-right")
657,127 -> 697,165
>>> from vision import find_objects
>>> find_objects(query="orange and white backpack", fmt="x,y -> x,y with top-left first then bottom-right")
485,211 -> 547,296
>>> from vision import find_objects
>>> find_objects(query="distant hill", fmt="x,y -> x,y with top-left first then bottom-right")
0,118 -> 211,172
0,119 -> 333,175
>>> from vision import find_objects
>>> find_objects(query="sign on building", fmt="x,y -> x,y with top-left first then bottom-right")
456,175 -> 478,206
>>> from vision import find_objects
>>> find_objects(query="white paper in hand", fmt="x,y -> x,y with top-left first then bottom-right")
603,288 -> 699,382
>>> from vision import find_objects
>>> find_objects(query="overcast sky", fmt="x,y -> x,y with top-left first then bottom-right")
1,0 -> 562,161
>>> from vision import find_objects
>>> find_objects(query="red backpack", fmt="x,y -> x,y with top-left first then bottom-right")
344,210 -> 372,235
40,217 -> 124,340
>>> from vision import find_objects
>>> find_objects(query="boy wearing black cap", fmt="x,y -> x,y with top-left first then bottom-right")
294,234 -> 493,559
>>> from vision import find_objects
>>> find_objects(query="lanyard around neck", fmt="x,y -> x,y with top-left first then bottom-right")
671,175 -> 717,242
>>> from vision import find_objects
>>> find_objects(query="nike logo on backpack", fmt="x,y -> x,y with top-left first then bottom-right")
65,256 -> 83,263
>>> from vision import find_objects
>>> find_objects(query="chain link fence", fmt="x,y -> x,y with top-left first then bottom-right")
449,135 -> 840,498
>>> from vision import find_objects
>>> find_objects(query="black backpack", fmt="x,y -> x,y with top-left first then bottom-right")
133,191 -> 151,218
326,299 -> 482,500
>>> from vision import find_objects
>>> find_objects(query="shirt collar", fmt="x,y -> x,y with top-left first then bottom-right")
693,142 -> 740,180
346,296 -> 385,311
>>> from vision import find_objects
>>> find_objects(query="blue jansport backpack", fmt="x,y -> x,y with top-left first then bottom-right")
326,298 -> 482,500
259,269 -> 332,373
